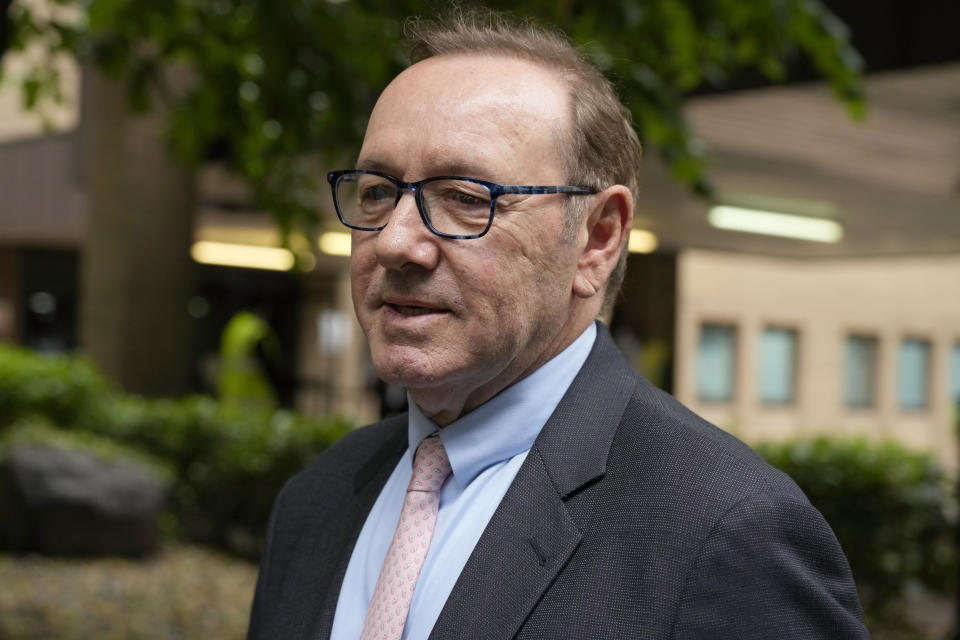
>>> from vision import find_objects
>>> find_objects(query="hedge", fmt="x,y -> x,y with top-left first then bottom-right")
0,345 -> 351,558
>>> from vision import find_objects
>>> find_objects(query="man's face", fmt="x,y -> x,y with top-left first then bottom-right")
351,54 -> 591,424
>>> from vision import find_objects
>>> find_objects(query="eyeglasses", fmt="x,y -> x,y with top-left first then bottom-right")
327,169 -> 597,240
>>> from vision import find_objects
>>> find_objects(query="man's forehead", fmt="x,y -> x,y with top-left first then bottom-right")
359,53 -> 571,181
377,55 -> 568,122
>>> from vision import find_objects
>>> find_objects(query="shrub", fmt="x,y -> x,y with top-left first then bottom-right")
0,346 -> 110,431
92,396 -> 352,558
0,345 -> 353,558
756,437 -> 956,626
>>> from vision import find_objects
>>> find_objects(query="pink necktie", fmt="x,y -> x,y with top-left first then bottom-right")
360,435 -> 452,640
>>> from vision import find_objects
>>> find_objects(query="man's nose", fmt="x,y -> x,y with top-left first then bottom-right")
374,189 -> 441,271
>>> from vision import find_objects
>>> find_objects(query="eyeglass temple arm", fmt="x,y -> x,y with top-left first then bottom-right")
496,185 -> 597,196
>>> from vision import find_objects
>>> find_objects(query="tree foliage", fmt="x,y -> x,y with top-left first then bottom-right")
2,0 -> 863,239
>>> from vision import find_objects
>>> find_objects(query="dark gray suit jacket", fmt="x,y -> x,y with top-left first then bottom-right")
248,323 -> 869,639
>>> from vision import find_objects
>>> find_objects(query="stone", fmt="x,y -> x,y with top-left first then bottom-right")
0,444 -> 169,556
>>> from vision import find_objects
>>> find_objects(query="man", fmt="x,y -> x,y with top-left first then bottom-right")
248,10 -> 869,640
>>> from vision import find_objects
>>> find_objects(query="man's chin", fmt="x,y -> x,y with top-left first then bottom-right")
370,347 -> 450,389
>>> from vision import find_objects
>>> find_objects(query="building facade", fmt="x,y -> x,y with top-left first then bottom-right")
673,249 -> 960,467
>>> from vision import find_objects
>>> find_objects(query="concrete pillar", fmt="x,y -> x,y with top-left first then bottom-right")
79,67 -> 195,396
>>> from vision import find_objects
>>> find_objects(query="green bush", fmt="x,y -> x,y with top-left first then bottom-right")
756,437 -> 956,626
0,345 -> 352,558
0,346 -> 110,430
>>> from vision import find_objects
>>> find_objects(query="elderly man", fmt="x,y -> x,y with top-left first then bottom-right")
247,10 -> 868,640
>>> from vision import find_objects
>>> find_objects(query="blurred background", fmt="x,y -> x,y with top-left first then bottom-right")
0,0 -> 958,638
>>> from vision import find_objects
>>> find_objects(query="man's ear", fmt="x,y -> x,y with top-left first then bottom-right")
573,185 -> 633,300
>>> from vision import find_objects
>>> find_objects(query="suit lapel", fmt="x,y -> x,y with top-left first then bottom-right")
430,324 -> 637,639
313,417 -> 408,640
428,449 -> 582,639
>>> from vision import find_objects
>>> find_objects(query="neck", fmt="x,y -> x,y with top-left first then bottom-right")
411,314 -> 597,426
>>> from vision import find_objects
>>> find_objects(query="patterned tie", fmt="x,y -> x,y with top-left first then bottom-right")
360,435 -> 452,640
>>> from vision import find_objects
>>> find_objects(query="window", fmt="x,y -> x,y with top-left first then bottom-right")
951,342 -> 960,408
759,328 -> 797,405
844,335 -> 878,408
697,324 -> 736,402
899,338 -> 931,410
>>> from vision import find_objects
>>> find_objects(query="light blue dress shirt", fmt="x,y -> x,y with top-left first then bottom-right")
329,322 -> 596,640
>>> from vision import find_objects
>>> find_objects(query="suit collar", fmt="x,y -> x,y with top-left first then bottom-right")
429,322 -> 637,639
352,415 -> 408,493
534,321 -> 637,497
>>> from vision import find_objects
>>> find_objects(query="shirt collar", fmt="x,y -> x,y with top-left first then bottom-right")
408,322 -> 597,490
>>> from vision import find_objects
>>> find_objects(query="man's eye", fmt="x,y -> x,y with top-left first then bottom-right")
360,184 -> 394,202
452,190 -> 487,207
421,180 -> 492,226
436,185 -> 490,209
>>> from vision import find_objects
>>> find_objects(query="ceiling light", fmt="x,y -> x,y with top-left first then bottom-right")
628,229 -> 658,253
191,241 -> 295,271
319,231 -> 352,256
708,206 -> 843,243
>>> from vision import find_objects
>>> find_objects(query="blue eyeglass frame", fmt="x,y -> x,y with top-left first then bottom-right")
326,169 -> 598,240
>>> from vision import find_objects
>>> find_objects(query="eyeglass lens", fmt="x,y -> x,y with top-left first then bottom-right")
336,173 -> 493,236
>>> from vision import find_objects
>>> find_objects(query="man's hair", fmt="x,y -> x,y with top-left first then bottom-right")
404,8 -> 642,318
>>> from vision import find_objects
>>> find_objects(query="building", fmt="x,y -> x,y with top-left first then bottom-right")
1,39 -> 959,466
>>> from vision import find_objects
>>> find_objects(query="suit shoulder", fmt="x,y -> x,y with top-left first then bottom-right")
671,491 -> 867,638
614,376 -> 808,506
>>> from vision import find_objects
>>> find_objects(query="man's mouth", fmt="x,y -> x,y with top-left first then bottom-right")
391,304 -> 438,317
383,298 -> 449,318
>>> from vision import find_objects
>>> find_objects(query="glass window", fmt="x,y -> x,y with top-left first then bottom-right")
899,338 -> 931,410
844,335 -> 878,408
759,328 -> 797,405
951,342 -> 960,407
697,324 -> 736,402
